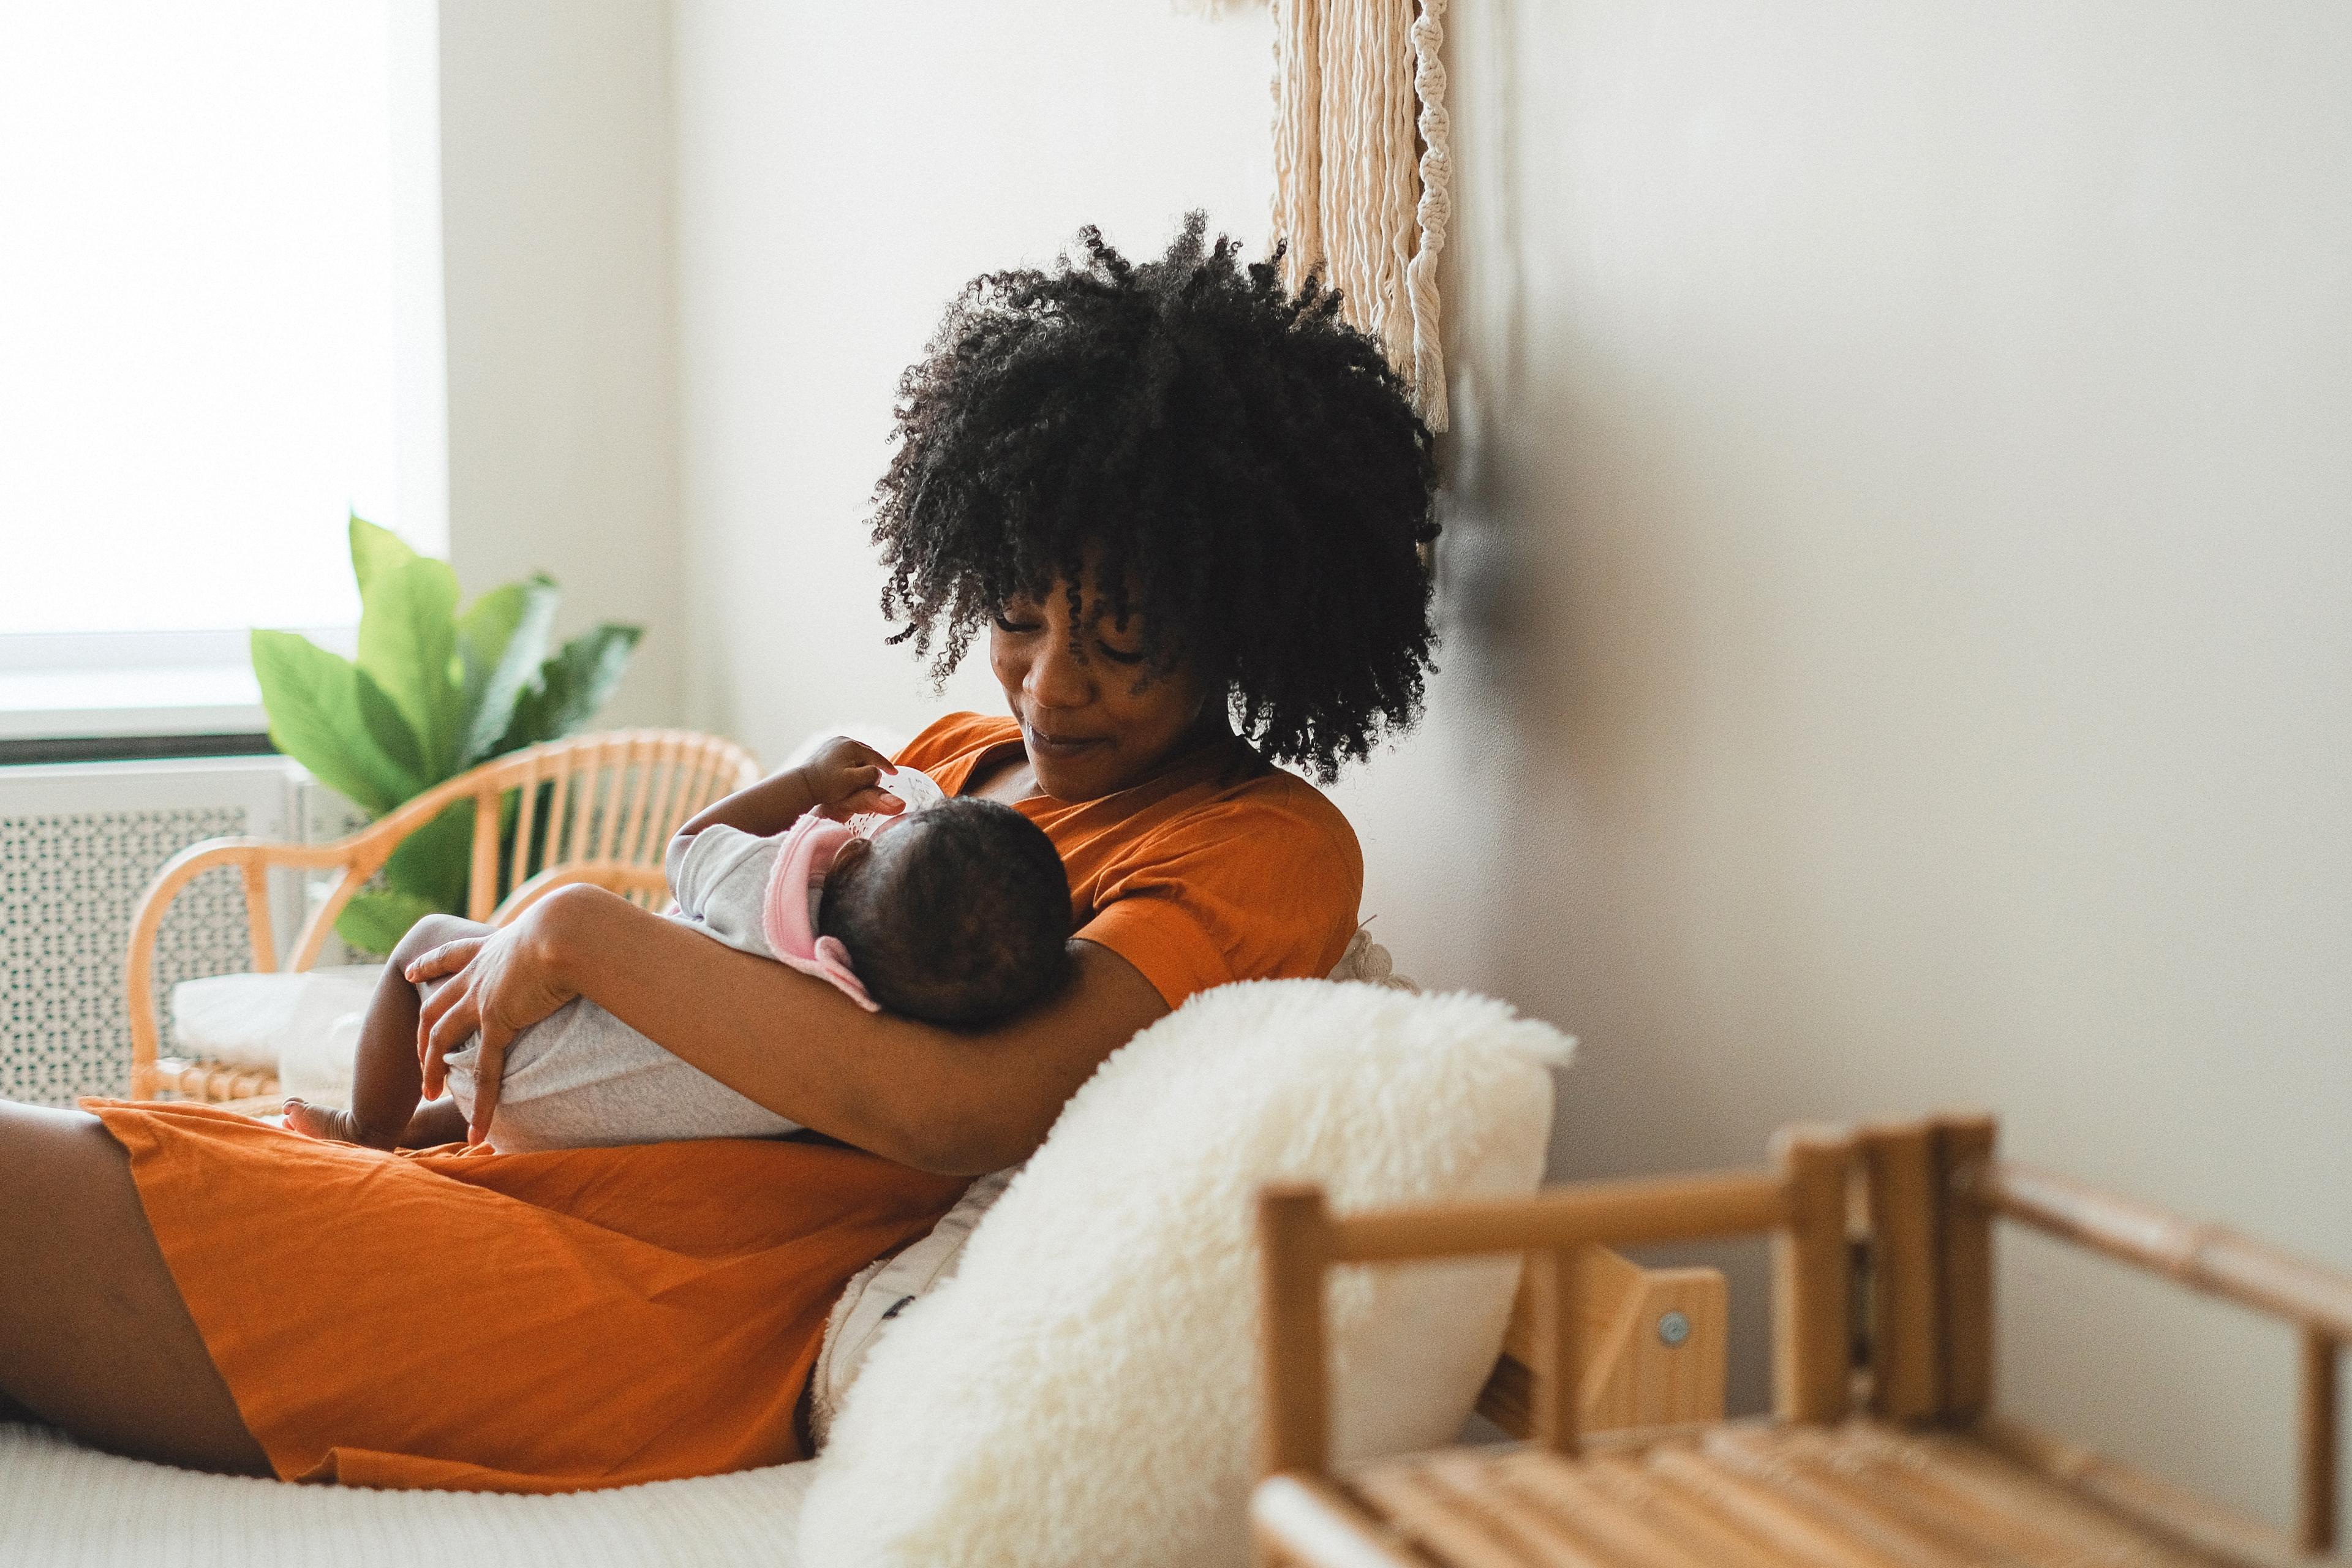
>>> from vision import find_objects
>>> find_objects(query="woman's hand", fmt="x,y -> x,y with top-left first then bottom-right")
407,905 -> 581,1145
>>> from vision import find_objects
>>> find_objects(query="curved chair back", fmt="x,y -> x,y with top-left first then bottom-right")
126,729 -> 759,1100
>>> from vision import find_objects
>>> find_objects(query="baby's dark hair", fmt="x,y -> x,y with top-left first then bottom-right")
816,799 -> 1072,1027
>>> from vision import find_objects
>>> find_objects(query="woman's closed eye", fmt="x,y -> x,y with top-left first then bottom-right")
993,611 -> 1147,665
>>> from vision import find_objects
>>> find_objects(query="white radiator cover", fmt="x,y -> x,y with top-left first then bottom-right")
0,757 -> 349,1106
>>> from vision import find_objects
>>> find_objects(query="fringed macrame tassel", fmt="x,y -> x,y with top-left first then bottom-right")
1406,0 -> 1450,432
1271,0 -> 1322,293
1268,0 -> 1450,432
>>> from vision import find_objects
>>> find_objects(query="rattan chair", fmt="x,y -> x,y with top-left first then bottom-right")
124,729 -> 760,1102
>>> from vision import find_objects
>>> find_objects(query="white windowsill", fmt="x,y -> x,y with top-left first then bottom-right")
0,665 -> 266,741
0,629 -> 358,744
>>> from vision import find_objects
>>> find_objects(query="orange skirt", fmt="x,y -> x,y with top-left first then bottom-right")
86,1101 -> 966,1492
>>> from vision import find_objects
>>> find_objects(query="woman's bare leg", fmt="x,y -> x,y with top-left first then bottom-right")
0,1102 -> 271,1474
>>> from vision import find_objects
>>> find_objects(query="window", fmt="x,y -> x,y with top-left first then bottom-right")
0,2 -> 442,667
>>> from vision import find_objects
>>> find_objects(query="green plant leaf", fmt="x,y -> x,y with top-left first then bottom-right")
355,667 -> 427,784
457,575 -> 559,766
497,623 -> 643,753
356,554 -> 464,780
249,630 -> 422,815
382,799 -> 475,911
348,514 -> 420,598
336,888 -> 443,958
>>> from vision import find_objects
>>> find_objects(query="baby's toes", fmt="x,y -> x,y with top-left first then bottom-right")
282,1098 -> 361,1144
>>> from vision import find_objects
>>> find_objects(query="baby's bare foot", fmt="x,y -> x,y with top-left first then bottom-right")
283,1098 -> 398,1149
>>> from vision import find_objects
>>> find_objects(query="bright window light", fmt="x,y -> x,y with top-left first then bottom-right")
0,3 -> 434,638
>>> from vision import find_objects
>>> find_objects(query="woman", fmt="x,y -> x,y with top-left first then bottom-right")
0,217 -> 1438,1489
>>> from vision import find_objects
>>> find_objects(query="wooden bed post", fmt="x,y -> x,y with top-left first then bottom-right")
2299,1326 -> 2340,1555
1258,1183 -> 1335,1481
1932,1114 -> 1998,1422
1529,1248 -> 1585,1456
1861,1119 -> 1945,1423
1773,1125 -> 1855,1424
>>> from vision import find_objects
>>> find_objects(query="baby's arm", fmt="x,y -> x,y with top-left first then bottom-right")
665,826 -> 785,959
284,913 -> 490,1149
673,736 -> 902,845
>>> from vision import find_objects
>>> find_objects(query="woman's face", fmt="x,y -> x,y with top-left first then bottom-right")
989,581 -> 1221,801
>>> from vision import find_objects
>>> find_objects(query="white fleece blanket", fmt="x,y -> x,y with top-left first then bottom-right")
799,981 -> 1567,1566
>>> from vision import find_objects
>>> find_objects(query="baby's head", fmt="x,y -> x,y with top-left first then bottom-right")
816,799 -> 1071,1027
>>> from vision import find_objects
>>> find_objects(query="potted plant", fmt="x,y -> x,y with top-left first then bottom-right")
251,517 -> 641,954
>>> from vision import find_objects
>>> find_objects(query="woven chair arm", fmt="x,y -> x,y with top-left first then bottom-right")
494,861 -> 673,924
122,834 -> 369,1095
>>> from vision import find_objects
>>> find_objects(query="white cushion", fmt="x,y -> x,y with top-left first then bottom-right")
798,979 -> 1570,1568
167,966 -> 385,1071
278,1008 -> 368,1101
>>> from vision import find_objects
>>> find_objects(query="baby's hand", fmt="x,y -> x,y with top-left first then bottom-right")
798,736 -> 905,821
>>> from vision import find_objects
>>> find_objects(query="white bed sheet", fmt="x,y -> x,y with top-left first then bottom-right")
0,1422 -> 816,1568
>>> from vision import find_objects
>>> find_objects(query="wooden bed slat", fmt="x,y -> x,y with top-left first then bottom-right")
1253,1476 -> 1431,1568
1642,1442 -> 1894,1568
1706,1427 -> 2017,1568
1787,1425 -> 2215,1568
1970,1418 -> 2308,1568
1571,1450 -> 1821,1568
1352,1468 -> 1537,1568
1468,1453 -> 1718,1568
1411,1460 -> 1608,1567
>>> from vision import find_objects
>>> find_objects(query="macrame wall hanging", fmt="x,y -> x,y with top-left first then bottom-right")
1270,0 -> 1451,431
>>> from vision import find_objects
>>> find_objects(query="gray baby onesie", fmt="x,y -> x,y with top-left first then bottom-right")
438,824 -> 807,1152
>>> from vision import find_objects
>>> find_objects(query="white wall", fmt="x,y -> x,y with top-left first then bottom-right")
1449,3 -> 2352,1524
668,0 -> 2352,1529
438,0 -> 683,726
670,0 -> 1272,762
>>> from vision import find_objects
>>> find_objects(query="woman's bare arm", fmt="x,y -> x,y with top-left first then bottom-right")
417,884 -> 1169,1174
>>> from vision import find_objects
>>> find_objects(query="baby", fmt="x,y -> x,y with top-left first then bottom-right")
285,749 -> 1071,1153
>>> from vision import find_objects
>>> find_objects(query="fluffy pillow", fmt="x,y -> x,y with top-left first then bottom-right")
796,979 -> 1570,1567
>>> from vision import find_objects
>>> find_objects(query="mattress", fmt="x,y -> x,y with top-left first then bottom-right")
0,1421 -> 816,1567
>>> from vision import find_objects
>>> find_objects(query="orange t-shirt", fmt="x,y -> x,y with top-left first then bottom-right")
895,712 -> 1363,1006
86,712 -> 1364,1493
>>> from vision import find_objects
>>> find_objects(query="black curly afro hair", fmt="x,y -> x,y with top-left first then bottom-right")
870,213 -> 1439,783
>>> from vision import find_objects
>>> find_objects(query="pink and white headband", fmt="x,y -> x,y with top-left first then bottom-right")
756,766 -> 946,1011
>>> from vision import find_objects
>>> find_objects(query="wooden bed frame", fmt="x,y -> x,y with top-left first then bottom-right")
1255,1114 -> 2351,1566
